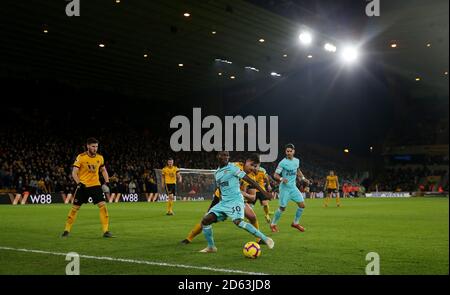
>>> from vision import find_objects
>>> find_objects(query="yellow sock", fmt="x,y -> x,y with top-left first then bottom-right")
250,219 -> 261,242
186,223 -> 203,242
336,196 -> 341,205
167,198 -> 174,213
263,205 -> 270,216
64,207 -> 79,232
324,197 -> 330,206
99,204 -> 109,233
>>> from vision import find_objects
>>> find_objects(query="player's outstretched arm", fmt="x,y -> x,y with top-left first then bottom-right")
242,175 -> 273,200
297,169 -> 310,185
274,172 -> 288,184
241,188 -> 256,202
265,174 -> 274,191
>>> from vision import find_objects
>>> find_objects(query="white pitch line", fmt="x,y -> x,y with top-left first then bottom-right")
0,246 -> 268,275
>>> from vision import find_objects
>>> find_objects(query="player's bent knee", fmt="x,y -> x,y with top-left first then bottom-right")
233,219 -> 243,226
201,213 -> 216,226
299,203 -> 305,208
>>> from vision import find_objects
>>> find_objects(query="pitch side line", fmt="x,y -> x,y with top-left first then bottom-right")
0,246 -> 268,275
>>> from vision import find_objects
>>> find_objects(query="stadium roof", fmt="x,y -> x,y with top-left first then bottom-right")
1,0 -> 448,101
1,0 -> 310,100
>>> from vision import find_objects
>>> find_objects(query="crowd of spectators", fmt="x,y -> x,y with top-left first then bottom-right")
0,102 -> 447,196
370,167 -> 448,192
0,125 -> 364,197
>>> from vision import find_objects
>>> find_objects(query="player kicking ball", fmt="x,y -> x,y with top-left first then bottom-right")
199,151 -> 275,253
270,144 -> 310,233
181,154 -> 263,245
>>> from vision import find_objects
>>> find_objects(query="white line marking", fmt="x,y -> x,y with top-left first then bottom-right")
0,246 -> 268,275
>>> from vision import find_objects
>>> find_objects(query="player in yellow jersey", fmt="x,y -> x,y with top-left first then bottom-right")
61,138 -> 113,238
324,170 -> 341,207
181,154 -> 267,245
236,159 -> 264,243
161,158 -> 182,215
249,164 -> 273,223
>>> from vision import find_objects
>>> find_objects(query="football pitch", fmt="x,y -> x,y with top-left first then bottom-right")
0,197 -> 448,275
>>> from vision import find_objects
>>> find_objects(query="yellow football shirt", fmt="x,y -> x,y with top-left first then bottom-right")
254,167 -> 268,192
162,166 -> 179,184
73,152 -> 105,187
326,175 -> 339,189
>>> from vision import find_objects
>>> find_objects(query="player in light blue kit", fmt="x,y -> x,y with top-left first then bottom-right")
271,144 -> 310,233
199,151 -> 275,253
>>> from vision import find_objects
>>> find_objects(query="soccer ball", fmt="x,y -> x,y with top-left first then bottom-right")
243,241 -> 261,259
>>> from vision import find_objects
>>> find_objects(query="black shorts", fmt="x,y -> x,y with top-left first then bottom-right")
327,188 -> 338,194
165,184 -> 176,195
256,191 -> 269,202
73,185 -> 105,206
148,183 -> 158,193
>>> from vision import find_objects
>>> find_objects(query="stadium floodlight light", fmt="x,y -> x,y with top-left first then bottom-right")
245,66 -> 259,72
299,32 -> 313,46
341,45 -> 359,64
324,43 -> 337,53
215,58 -> 232,64
270,72 -> 281,77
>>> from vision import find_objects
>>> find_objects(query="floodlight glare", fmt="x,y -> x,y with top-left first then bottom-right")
341,46 -> 359,63
324,43 -> 337,52
299,32 -> 312,45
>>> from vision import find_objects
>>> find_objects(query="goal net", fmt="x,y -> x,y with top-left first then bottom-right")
154,168 -> 216,201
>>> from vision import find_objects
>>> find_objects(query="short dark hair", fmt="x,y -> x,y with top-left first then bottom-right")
167,158 -> 174,161
285,143 -> 295,150
246,153 -> 260,164
87,137 -> 99,145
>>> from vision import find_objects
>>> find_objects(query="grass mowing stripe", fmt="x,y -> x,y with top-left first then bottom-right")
0,246 -> 268,275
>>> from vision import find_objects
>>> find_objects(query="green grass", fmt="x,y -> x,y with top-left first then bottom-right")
0,197 -> 448,275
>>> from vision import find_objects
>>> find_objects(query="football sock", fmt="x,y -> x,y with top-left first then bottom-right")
202,225 -> 215,248
263,205 -> 270,216
238,221 -> 268,242
64,206 -> 79,232
250,218 -> 261,242
99,204 -> 109,233
167,198 -> 173,213
271,208 -> 283,225
187,223 -> 203,242
294,208 -> 304,224
250,218 -> 259,230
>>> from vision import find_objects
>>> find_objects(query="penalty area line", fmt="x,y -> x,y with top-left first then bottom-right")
0,246 -> 268,275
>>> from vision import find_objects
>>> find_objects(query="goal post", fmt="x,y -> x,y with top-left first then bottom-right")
154,168 -> 216,201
